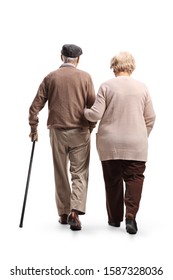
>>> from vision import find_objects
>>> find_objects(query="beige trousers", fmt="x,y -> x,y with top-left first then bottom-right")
49,128 -> 90,216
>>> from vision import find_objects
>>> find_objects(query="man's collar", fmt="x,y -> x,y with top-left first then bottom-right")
60,63 -> 76,68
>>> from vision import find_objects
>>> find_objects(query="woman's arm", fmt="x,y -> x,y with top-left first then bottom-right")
84,86 -> 106,122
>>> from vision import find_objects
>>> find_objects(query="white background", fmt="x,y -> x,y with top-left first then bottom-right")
0,0 -> 172,279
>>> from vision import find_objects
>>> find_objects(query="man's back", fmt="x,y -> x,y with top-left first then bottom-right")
29,64 -> 95,130
46,65 -> 95,129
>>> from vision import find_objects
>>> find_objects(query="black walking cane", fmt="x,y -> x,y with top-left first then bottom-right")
19,139 -> 36,228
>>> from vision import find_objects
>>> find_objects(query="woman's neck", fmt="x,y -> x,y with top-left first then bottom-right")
116,72 -> 130,77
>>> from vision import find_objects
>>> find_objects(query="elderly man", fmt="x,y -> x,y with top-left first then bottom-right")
29,44 -> 96,230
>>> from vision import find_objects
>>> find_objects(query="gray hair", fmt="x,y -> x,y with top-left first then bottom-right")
110,51 -> 136,75
61,55 -> 78,63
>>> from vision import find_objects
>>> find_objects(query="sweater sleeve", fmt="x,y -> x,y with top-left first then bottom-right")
85,75 -> 97,130
84,85 -> 106,122
29,77 -> 48,132
144,93 -> 156,136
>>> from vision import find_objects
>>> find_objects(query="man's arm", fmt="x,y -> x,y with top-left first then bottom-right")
29,78 -> 48,140
86,75 -> 97,131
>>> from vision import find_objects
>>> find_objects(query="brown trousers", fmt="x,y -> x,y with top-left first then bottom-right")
101,160 -> 146,223
49,128 -> 90,216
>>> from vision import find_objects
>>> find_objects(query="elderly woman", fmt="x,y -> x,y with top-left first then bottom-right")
84,52 -> 156,234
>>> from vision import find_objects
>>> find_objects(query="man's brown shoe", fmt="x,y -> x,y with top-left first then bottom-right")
67,211 -> 81,230
59,214 -> 68,224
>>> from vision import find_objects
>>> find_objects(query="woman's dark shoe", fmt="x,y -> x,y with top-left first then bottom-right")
108,221 -> 121,227
126,219 -> 138,234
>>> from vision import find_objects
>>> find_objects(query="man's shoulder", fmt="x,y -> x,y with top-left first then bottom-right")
47,68 -> 60,76
75,68 -> 92,77
44,67 -> 92,83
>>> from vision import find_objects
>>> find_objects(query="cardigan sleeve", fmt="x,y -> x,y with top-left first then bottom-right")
84,85 -> 106,122
144,93 -> 156,136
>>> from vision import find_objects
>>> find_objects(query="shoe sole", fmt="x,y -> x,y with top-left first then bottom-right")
126,225 -> 137,234
70,225 -> 81,231
59,220 -> 68,225
108,222 -> 120,227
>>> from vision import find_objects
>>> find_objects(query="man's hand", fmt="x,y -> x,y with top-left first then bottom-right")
29,131 -> 38,141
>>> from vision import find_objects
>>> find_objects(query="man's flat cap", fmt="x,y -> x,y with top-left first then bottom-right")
61,44 -> 83,58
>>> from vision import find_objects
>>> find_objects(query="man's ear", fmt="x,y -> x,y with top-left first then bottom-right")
61,55 -> 63,61
77,57 -> 80,64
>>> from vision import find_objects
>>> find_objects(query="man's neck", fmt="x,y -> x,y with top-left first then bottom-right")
62,62 -> 76,67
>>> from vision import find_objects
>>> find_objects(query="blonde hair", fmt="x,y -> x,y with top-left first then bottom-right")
110,51 -> 136,75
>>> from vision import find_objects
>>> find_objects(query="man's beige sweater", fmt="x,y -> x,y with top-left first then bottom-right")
84,76 -> 156,161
